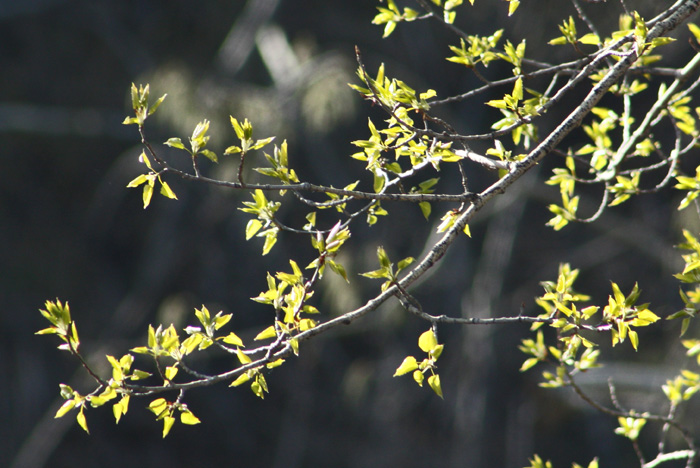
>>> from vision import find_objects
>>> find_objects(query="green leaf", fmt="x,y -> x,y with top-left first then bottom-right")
419,201 -> 431,219
76,408 -> 89,434
221,332 -> 244,347
413,369 -> 424,386
579,33 -> 600,45
200,149 -> 218,163
328,260 -> 349,282
245,219 -> 263,240
689,23 -> 700,44
159,180 -> 178,200
162,416 -> 175,438
397,257 -> 415,272
236,348 -> 252,364
507,0 -> 520,16
127,174 -> 148,188
164,365 -> 178,381
142,183 -> 154,209
113,395 -> 130,423
55,399 -> 76,418
180,410 -> 201,425
427,374 -> 443,398
512,77 -> 523,101
261,229 -> 278,255
164,137 -> 186,150
230,373 -> 251,387
394,356 -> 419,376
418,329 -> 438,353
360,268 -> 388,279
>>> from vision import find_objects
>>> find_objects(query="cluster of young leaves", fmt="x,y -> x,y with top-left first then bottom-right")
519,263 -> 659,389
348,62 -> 474,227
37,300 -> 152,434
676,165 -> 700,210
373,0 -> 422,37
485,75 -> 544,149
519,243 -> 700,465
126,150 -> 178,209
307,221 -> 352,281
240,189 -> 282,255
360,246 -> 415,291
662,231 -> 700,411
253,140 -> 299,188
37,299 -> 80,353
147,397 -> 201,438
37,4 -> 700,467
446,29 -> 503,68
121,84 -> 176,209
543,13 -> 700,230
549,16 -> 600,48
251,259 -> 321,354
372,0 -> 506,37
39,297 -> 306,436
122,82 -> 166,127
350,62 -> 438,114
524,454 -> 598,468
165,119 -> 218,164
393,328 -> 444,398
224,117 -> 275,159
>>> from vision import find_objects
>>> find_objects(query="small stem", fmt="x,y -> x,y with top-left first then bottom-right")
238,151 -> 247,186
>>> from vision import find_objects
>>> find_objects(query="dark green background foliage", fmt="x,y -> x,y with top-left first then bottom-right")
2,1 -> 698,467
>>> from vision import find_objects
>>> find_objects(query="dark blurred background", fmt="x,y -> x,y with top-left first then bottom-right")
3,1 -> 700,467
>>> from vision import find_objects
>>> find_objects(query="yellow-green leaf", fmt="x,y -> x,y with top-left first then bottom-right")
413,369 -> 424,386
180,410 -> 201,425
230,373 -> 251,387
236,348 -> 252,364
55,399 -> 76,418
159,180 -> 177,200
127,173 -> 148,188
76,408 -> 89,434
142,183 -> 154,209
162,416 -> 175,438
113,395 -> 130,423
418,329 -> 438,353
579,33 -> 600,45
254,325 -> 277,341
222,332 -> 244,347
394,356 -> 419,376
164,366 -> 178,381
428,374 -> 444,398
689,23 -> 700,44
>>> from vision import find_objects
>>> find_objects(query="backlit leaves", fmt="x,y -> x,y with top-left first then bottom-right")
394,329 -> 444,398
239,189 -> 281,255
122,83 -> 166,127
361,246 -> 414,291
126,151 -> 178,209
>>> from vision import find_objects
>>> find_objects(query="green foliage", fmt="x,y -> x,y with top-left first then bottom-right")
615,416 -> 646,441
446,29 -> 503,68
122,83 -> 166,127
676,166 -> 700,210
126,150 -> 178,209
521,265 -> 659,385
549,16 -> 600,47
37,1 -> 700,465
239,189 -> 281,255
361,246 -> 415,291
148,398 -> 201,438
37,299 -> 79,352
373,0 -> 420,37
166,119 -> 218,163
394,329 -> 444,398
224,117 -> 275,156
